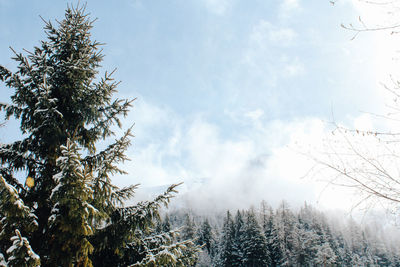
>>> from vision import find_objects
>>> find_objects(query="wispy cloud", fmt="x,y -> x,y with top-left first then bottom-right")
245,109 -> 264,121
282,0 -> 300,10
202,0 -> 232,15
115,98 -> 363,212
280,0 -> 301,19
250,20 -> 297,46
239,19 -> 304,91
282,57 -> 305,76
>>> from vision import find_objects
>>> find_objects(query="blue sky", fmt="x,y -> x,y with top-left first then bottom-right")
0,0 -> 395,211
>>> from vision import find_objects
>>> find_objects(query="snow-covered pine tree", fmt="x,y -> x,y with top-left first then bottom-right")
163,214 -> 172,232
196,218 -> 216,266
259,200 -> 270,233
294,224 -> 319,265
242,209 -> 269,267
197,218 -> 213,255
215,211 -> 236,267
181,213 -> 196,241
296,203 -> 329,265
0,5 -> 198,266
274,201 -> 297,266
260,203 -> 280,267
231,210 -> 245,266
314,242 -> 337,266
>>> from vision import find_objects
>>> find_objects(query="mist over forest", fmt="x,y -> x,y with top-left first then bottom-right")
2,0 -> 400,266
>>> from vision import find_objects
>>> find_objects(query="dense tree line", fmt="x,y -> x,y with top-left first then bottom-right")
167,201 -> 400,267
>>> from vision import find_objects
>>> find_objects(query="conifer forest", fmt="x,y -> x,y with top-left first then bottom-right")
167,202 -> 400,266
1,2 -> 400,267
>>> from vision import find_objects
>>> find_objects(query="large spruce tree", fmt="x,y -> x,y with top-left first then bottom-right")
0,5 -> 198,266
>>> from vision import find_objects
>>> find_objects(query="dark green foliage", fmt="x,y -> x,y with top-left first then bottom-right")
170,201 -> 399,267
6,230 -> 40,267
197,218 -> 213,254
0,176 -> 38,256
242,210 -> 269,267
231,210 -> 245,266
216,211 -> 236,267
0,5 -> 198,266
181,213 -> 196,240
163,214 -> 172,232
47,139 -> 97,266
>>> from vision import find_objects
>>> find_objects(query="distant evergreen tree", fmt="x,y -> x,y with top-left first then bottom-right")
155,214 -> 171,234
314,242 -> 337,266
259,200 -> 270,233
182,213 -> 196,240
294,224 -> 319,265
196,218 -> 215,267
216,211 -> 236,267
242,210 -> 269,267
296,203 -> 327,265
274,201 -> 297,266
163,214 -> 172,232
335,234 -> 352,265
197,218 -> 213,254
0,5 -> 198,266
228,210 -> 244,266
262,204 -> 280,267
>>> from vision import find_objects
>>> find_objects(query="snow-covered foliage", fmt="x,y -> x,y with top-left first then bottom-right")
242,210 -> 269,266
47,138 -> 99,266
0,252 -> 7,267
0,176 -> 38,239
130,229 -> 199,266
0,176 -> 39,266
168,201 -> 400,267
0,5 -> 199,266
7,229 -> 40,267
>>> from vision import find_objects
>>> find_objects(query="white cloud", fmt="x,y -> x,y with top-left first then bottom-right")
245,109 -> 264,121
202,0 -> 231,15
250,20 -> 297,46
280,0 -> 301,19
114,98 -> 374,212
282,0 -> 300,11
238,19 -> 303,92
283,57 -> 305,76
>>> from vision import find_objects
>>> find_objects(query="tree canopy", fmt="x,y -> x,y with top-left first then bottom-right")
0,5 -> 198,266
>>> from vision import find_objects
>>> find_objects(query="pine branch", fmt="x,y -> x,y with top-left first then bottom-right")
84,126 -> 133,173
117,183 -> 182,228
0,139 -> 39,172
